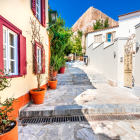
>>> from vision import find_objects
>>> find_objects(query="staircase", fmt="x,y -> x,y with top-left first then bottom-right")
88,74 -> 108,84
57,73 -> 108,85
57,73 -> 92,85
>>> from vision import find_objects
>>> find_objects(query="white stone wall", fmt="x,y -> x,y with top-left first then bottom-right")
86,38 -> 128,84
134,25 -> 140,87
118,12 -> 140,38
86,27 -> 119,47
86,13 -> 140,48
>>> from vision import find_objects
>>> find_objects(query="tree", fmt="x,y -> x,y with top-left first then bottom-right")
93,18 -> 109,31
104,18 -> 109,28
48,9 -> 72,71
71,30 -> 83,56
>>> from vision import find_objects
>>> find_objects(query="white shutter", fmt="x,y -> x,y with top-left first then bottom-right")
94,34 -> 102,43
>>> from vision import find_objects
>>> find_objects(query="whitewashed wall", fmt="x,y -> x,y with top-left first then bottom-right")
87,27 -> 119,47
134,25 -> 140,87
118,12 -> 140,38
86,13 -> 140,48
86,38 -> 128,84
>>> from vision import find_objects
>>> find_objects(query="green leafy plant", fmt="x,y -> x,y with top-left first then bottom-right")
0,69 -> 18,135
0,97 -> 18,135
93,18 -> 109,31
71,31 -> 83,56
0,69 -> 11,91
48,9 -> 72,63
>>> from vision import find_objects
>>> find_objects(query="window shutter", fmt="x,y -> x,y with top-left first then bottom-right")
34,42 -> 37,74
32,0 -> 36,15
0,22 -> 3,74
19,34 -> 27,75
41,0 -> 46,27
42,49 -> 45,73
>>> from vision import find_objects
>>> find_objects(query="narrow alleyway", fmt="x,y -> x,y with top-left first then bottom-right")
18,62 -> 140,140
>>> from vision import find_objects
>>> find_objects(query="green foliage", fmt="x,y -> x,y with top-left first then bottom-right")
0,71 -> 18,134
0,69 -> 11,91
93,18 -> 109,31
77,30 -> 83,37
104,18 -> 109,28
0,97 -> 18,134
71,35 -> 82,56
48,9 -> 72,77
71,30 -> 83,56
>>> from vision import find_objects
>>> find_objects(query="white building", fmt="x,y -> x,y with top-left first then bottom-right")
86,10 -> 140,89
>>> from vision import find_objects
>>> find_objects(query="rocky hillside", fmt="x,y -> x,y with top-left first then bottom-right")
72,7 -> 118,35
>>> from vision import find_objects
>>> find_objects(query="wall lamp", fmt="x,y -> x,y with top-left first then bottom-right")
47,10 -> 58,30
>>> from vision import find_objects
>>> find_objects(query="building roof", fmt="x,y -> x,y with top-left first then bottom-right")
86,25 -> 119,36
118,10 -> 140,17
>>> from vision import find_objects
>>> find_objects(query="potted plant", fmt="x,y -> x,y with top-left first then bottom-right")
59,58 -> 67,74
0,69 -> 18,140
29,18 -> 47,104
48,65 -> 58,89
48,55 -> 61,89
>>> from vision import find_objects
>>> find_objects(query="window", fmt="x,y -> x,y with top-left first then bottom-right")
107,32 -> 116,42
37,46 -> 42,72
0,15 -> 27,77
3,26 -> 18,75
94,34 -> 102,43
34,41 -> 45,74
36,0 -> 41,22
107,33 -> 111,42
32,0 -> 46,27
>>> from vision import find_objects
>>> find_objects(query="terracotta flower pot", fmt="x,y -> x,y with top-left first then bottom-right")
53,71 -> 57,77
59,67 -> 65,74
48,80 -> 58,89
0,121 -> 18,140
30,88 -> 46,104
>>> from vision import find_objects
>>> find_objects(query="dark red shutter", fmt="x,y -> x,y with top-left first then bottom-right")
34,42 -> 37,74
0,22 -> 4,74
19,34 -> 27,75
41,0 -> 46,27
42,49 -> 45,73
32,0 -> 36,15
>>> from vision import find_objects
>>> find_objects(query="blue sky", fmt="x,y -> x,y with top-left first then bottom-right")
49,0 -> 140,28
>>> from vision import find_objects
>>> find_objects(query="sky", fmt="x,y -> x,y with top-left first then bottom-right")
49,0 -> 140,28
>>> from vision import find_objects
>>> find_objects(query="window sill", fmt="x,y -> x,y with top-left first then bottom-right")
5,75 -> 23,79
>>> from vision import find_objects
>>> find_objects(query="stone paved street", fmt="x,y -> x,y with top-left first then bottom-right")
21,65 -> 140,117
19,63 -> 140,139
28,84 -> 140,107
18,120 -> 140,140
29,65 -> 140,107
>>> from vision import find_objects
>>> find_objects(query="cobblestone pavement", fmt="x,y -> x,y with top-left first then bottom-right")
19,64 -> 140,139
28,84 -> 140,107
27,66 -> 140,107
18,120 -> 140,140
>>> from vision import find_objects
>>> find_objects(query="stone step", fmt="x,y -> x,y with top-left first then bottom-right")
57,82 -> 73,85
90,79 -> 108,84
20,104 -> 140,118
89,75 -> 107,79
73,82 -> 92,85
72,79 -> 91,82
57,81 -> 92,85
57,78 -> 73,82
57,76 -> 88,80
57,74 -> 73,77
